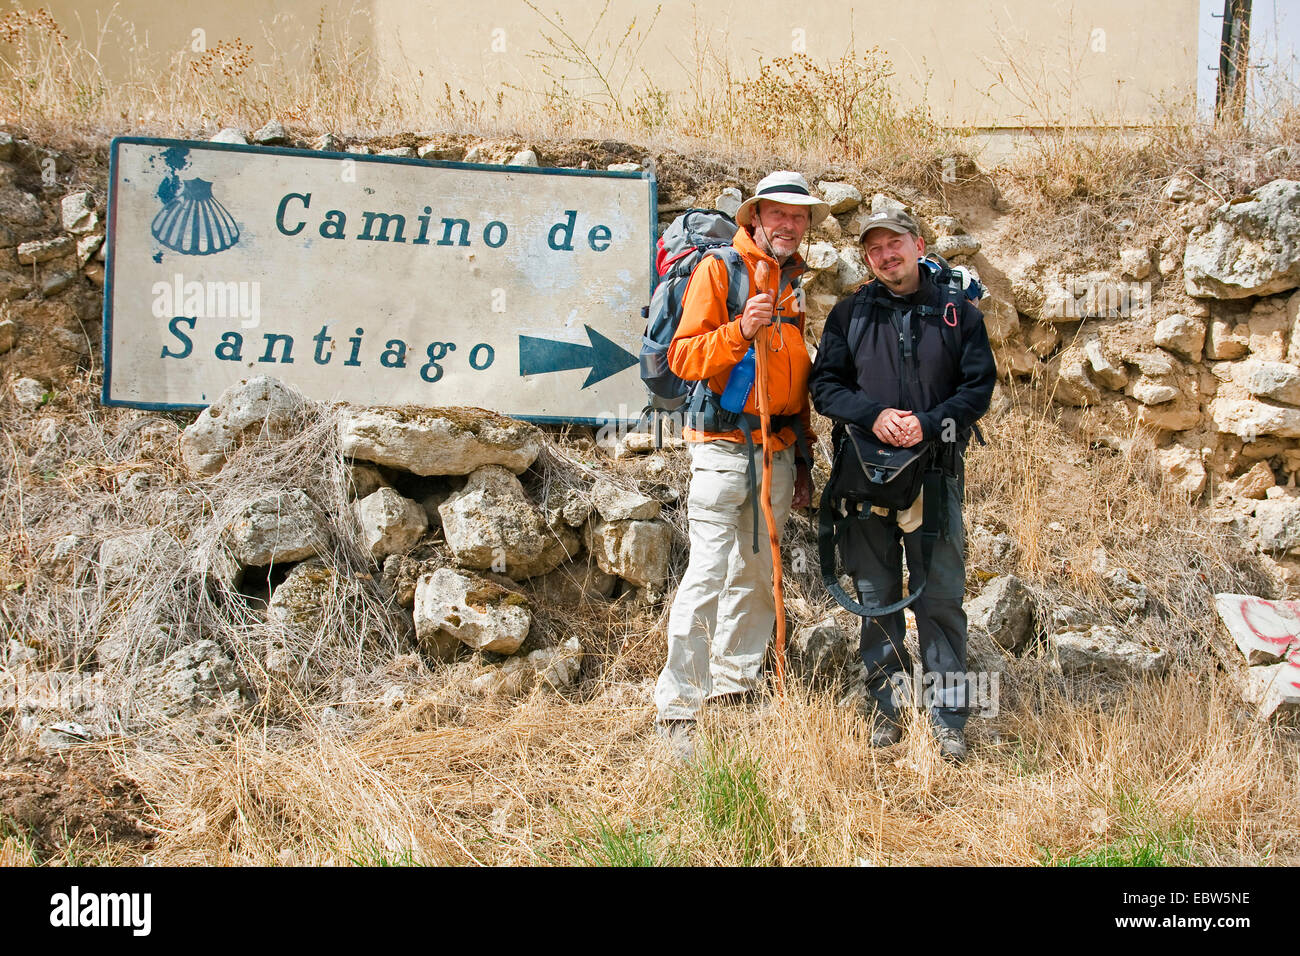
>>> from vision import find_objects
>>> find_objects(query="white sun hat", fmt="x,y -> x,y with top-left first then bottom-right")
734,170 -> 831,227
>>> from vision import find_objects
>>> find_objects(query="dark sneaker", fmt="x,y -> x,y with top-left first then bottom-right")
655,720 -> 696,762
934,726 -> 967,763
868,712 -> 902,747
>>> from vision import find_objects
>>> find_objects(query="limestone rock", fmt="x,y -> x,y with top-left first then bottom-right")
531,558 -> 618,604
17,236 -> 72,264
76,234 -> 102,266
339,406 -> 541,476
1250,497 -> 1300,553
13,377 -> 45,407
1156,444 -> 1207,496
1205,318 -> 1250,360
225,490 -> 330,565
418,142 -> 462,161
714,187 -> 742,218
817,181 -> 862,214
1131,377 -> 1180,406
934,234 -> 980,261
135,640 -> 251,718
210,128 -> 248,145
931,215 -> 965,236
439,466 -> 578,579
1047,349 -> 1100,406
379,146 -> 415,158
1153,314 -> 1206,362
591,480 -> 661,521
996,342 -> 1037,378
346,462 -> 390,500
1162,171 -> 1204,203
1026,322 -> 1061,358
1083,336 -> 1128,390
253,120 -> 289,145
834,245 -> 871,293
508,149 -> 539,167
1119,247 -> 1152,280
529,637 -> 584,692
584,519 -> 672,588
870,193 -> 909,215
1185,180 -> 1300,298
180,376 -> 301,475
353,488 -> 428,559
0,183 -> 42,228
1236,360 -> 1300,406
803,241 -> 840,272
1208,397 -> 1300,440
60,192 -> 97,234
41,271 -> 74,296
1225,460 -> 1275,499
414,567 -> 530,656
0,271 -> 34,300
546,487 -> 594,528
965,575 -> 1034,651
980,295 -> 1019,345
1053,626 -> 1168,678
1098,564 -> 1149,618
789,618 -> 856,685
99,530 -> 182,585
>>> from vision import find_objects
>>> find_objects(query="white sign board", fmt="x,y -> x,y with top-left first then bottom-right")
103,138 -> 656,423
1214,593 -> 1300,668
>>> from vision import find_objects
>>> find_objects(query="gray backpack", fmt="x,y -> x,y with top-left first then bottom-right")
638,209 -> 750,442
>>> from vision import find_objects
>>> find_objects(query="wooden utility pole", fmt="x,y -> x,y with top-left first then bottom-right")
1215,0 -> 1253,126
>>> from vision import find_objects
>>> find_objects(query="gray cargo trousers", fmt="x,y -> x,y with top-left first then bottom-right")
837,460 -> 969,731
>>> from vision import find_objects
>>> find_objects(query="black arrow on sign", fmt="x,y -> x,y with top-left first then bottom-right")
518,325 -> 638,388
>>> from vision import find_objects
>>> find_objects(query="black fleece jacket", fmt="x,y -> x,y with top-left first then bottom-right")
809,268 -> 996,441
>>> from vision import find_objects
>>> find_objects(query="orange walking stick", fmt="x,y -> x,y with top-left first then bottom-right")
753,260 -> 786,696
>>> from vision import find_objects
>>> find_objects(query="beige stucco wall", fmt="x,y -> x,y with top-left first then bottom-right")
27,0 -> 1198,127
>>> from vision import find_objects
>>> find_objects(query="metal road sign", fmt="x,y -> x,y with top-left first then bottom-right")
102,137 -> 656,424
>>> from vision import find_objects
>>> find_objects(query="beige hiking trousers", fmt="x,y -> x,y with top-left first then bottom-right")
654,440 -> 795,722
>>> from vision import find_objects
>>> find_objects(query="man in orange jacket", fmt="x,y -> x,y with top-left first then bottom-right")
654,171 -> 829,758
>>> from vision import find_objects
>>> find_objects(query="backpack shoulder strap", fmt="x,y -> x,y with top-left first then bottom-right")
846,282 -> 884,357
706,246 -> 749,321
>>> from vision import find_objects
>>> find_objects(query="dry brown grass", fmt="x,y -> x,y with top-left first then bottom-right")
3,370 -> 1295,866
964,384 -> 1276,666
112,661 -> 1297,867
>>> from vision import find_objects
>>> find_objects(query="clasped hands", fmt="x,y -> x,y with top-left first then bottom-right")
873,407 -> 923,447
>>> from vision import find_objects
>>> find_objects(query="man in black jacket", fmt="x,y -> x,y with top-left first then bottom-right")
809,209 -> 996,760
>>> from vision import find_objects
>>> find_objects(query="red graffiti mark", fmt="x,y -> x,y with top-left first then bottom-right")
1287,644 -> 1300,690
1237,597 -> 1300,648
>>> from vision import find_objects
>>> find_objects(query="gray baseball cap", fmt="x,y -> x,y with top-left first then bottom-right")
858,209 -> 921,242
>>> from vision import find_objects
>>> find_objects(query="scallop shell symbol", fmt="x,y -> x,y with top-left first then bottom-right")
150,177 -> 241,255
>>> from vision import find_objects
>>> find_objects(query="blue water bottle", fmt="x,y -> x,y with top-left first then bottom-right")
721,347 -> 756,413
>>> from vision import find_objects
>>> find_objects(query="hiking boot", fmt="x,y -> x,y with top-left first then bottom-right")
933,726 -> 967,763
867,712 -> 902,748
655,719 -> 696,762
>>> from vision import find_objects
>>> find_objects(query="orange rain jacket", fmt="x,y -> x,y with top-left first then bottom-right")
667,224 -> 813,454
